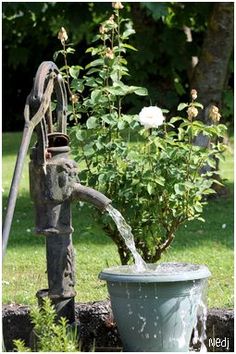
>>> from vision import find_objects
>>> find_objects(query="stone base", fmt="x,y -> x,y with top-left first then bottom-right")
2,301 -> 234,352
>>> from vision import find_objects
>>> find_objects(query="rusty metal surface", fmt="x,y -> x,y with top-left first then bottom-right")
3,61 -> 111,326
2,61 -> 67,257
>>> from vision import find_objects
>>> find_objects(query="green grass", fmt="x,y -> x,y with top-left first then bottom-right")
2,132 -> 234,308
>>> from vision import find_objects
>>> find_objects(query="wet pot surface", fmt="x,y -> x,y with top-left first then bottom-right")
99,262 -> 211,352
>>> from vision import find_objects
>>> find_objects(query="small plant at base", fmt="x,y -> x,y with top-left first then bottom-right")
55,3 -> 227,264
13,298 -> 79,352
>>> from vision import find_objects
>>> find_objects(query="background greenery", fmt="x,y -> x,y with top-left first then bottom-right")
2,2 -> 233,131
2,132 -> 234,308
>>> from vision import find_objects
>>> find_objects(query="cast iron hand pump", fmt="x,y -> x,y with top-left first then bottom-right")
3,61 -> 111,323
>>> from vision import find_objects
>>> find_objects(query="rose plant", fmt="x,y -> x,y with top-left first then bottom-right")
56,3 -> 227,264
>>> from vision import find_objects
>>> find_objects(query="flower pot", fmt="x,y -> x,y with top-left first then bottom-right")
99,262 -> 211,352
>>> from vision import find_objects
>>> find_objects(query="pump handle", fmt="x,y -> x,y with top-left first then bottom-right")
2,62 -> 67,257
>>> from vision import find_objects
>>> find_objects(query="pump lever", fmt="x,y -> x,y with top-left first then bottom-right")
2,61 -> 67,257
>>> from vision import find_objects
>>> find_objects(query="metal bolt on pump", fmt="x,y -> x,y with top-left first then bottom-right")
2,61 -> 111,324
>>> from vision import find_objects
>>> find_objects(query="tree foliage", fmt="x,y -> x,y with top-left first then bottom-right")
2,2 -> 233,131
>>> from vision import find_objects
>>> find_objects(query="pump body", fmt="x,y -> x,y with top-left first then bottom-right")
3,61 -> 111,325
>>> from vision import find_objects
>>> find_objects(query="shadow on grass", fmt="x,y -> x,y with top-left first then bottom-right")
3,181 -> 233,253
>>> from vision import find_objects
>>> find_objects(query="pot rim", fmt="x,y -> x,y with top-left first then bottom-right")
99,262 -> 211,283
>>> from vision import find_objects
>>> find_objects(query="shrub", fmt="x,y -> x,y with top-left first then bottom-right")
13,298 -> 79,352
56,3 -> 227,264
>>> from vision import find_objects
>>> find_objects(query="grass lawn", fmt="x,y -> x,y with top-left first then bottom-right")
2,132 -> 234,308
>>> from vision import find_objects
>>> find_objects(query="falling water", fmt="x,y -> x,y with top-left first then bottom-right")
106,204 -> 147,272
192,281 -> 209,352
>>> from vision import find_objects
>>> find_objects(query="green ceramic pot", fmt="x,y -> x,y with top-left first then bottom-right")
99,262 -> 211,352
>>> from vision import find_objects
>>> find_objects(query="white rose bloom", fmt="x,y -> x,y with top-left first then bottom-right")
138,106 -> 165,129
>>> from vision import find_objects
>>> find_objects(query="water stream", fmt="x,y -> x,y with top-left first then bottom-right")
106,204 -> 147,272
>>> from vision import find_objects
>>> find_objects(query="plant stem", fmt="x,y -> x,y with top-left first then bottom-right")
62,41 -> 76,120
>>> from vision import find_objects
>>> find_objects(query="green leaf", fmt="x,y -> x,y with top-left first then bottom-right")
155,176 -> 165,186
192,102 -> 204,109
194,203 -> 203,213
85,58 -> 103,69
147,183 -> 153,195
202,188 -> 216,195
184,181 -> 194,189
70,78 -> 84,92
83,144 -> 95,156
86,68 -> 101,75
122,28 -> 135,39
66,47 -> 75,55
177,103 -> 188,111
100,114 -> 111,125
174,183 -> 185,195
86,116 -> 97,129
169,116 -> 183,124
75,129 -> 86,141
133,86 -> 148,96
118,120 -> 126,130
84,77 -> 98,87
69,65 -> 83,79
105,86 -> 126,96
121,43 -> 138,51
53,49 -> 64,61
85,47 -> 100,55
90,89 -> 102,104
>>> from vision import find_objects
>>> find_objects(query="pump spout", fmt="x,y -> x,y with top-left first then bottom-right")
71,183 -> 111,211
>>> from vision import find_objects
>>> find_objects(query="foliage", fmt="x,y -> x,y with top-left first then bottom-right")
55,5 -> 228,264
13,298 -> 79,352
2,2 -> 233,131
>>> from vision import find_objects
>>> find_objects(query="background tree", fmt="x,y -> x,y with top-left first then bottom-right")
191,2 -> 234,124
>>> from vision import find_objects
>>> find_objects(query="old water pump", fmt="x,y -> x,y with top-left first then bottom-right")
3,61 -> 111,324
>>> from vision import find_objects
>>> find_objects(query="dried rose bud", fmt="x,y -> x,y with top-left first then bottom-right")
107,15 -> 115,25
105,48 -> 114,60
99,25 -> 107,34
112,2 -> 124,9
209,105 -> 221,123
58,27 -> 68,44
71,94 -> 79,104
187,106 -> 198,120
190,89 -> 197,101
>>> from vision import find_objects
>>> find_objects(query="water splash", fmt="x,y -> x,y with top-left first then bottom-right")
106,204 -> 147,271
191,280 -> 208,352
196,299 -> 208,352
